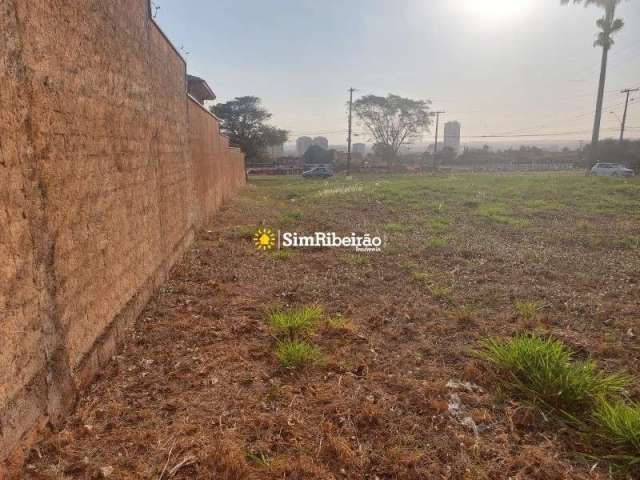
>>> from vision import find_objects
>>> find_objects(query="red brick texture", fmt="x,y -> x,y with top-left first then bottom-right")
0,0 -> 245,472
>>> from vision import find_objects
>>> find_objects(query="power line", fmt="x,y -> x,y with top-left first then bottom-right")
482,97 -> 635,138
451,126 -> 633,139
287,94 -> 640,143
288,129 -> 347,136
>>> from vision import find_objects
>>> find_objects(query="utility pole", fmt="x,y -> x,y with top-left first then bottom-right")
347,87 -> 356,176
619,88 -> 638,141
432,111 -> 445,155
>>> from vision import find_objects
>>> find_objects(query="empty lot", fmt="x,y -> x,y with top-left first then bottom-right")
22,173 -> 640,479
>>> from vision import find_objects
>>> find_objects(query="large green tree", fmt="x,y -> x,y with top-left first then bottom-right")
211,96 -> 288,160
562,0 -> 625,164
303,145 -> 333,165
353,94 -> 431,168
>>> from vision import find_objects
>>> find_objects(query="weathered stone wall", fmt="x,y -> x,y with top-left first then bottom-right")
0,0 -> 245,472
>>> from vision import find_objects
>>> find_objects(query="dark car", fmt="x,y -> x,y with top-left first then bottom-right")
302,166 -> 333,178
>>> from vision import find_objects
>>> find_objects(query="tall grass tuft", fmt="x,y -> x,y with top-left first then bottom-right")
276,340 -> 322,369
268,306 -> 323,339
593,400 -> 640,467
514,300 -> 543,321
478,334 -> 631,416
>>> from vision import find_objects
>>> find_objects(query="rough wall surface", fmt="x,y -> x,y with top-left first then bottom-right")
0,0 -> 245,471
188,98 -> 246,226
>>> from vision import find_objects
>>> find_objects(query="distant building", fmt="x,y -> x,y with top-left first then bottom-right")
265,144 -> 284,159
187,74 -> 216,105
444,121 -> 461,152
296,136 -> 313,155
353,143 -> 366,156
312,136 -> 329,150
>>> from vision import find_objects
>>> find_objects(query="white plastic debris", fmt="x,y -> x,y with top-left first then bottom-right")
447,393 -> 461,414
100,466 -> 114,478
446,379 -> 483,393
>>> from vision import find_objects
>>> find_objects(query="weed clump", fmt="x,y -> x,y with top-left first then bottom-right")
272,250 -> 294,261
268,306 -> 323,339
267,306 -> 325,369
276,340 -> 322,369
424,236 -> 448,249
478,334 -> 631,415
593,400 -> 640,467
479,333 -> 640,472
325,315 -> 358,334
514,300 -> 543,320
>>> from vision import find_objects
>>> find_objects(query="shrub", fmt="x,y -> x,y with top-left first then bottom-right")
593,399 -> 640,467
268,306 -> 323,339
478,334 -> 631,416
276,340 -> 322,369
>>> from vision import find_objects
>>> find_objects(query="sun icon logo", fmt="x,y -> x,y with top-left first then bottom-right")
254,226 -> 276,251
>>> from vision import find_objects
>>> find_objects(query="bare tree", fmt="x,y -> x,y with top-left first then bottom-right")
562,0 -> 625,165
353,94 -> 431,168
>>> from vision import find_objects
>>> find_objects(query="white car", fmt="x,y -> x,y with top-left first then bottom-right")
591,163 -> 634,177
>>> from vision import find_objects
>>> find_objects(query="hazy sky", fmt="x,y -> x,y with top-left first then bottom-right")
155,0 -> 640,146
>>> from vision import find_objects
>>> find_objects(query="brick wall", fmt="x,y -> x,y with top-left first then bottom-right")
0,0 -> 245,471
188,97 -> 246,226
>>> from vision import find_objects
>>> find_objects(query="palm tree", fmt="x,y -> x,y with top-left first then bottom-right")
562,0 -> 624,165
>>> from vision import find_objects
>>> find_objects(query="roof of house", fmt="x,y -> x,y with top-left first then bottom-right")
187,74 -> 216,103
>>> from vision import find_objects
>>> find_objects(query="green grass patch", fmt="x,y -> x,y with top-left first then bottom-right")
424,236 -> 448,249
383,222 -> 408,233
411,271 -> 432,284
228,225 -> 256,240
521,198 -> 565,214
272,250 -> 294,261
277,210 -> 303,227
478,334 -> 631,417
276,339 -> 322,369
325,315 -> 358,334
267,306 -> 323,339
448,305 -> 477,325
476,202 -> 530,227
411,271 -> 452,301
622,235 -> 640,250
428,284 -> 453,302
422,217 -> 451,234
342,253 -> 371,266
246,451 -> 272,467
514,300 -> 543,320
593,400 -> 640,468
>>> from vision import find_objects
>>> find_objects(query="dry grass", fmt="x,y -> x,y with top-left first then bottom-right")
19,172 -> 640,479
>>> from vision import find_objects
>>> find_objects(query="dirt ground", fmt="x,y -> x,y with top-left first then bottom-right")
20,173 -> 640,479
